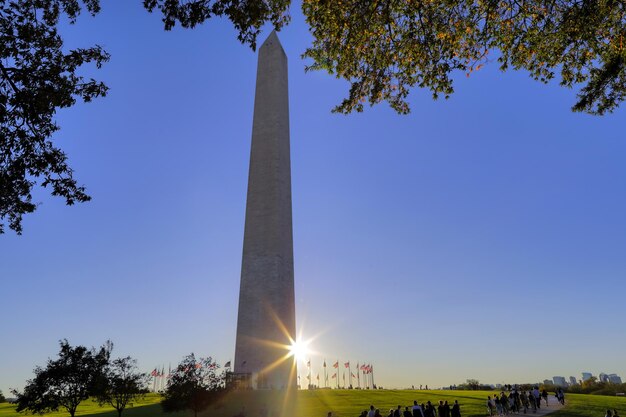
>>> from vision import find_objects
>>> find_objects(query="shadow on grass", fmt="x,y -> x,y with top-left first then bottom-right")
77,403 -> 188,417
74,390 -> 297,417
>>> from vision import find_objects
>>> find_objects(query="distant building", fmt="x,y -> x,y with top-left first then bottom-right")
553,376 -> 567,387
599,373 -> 609,383
569,376 -> 578,385
609,374 -> 622,384
582,372 -> 593,381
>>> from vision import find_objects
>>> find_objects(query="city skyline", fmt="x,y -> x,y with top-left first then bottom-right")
2,2 -> 626,396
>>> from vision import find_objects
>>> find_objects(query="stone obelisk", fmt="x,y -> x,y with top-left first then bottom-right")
234,31 -> 296,389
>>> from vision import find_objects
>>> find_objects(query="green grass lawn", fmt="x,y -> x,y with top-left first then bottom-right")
1,391 -> 624,417
0,394 -> 182,417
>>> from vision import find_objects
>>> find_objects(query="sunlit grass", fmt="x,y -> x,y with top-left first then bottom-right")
1,391 -> 625,417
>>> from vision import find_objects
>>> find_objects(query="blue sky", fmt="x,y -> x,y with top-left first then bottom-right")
1,1 -> 626,395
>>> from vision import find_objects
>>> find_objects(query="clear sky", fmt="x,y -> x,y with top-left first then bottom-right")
1,1 -> 625,396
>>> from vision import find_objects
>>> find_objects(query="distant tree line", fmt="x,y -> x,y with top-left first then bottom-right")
457,379 -> 494,391
11,339 -> 227,417
456,379 -> 626,396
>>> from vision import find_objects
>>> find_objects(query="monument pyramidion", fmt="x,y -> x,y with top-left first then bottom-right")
233,31 -> 296,390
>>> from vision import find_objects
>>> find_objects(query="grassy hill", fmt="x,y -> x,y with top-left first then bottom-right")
0,390 -> 624,417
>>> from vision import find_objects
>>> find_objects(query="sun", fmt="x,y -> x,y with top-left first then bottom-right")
288,339 -> 310,362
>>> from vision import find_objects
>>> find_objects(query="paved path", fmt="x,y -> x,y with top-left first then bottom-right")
516,399 -> 565,417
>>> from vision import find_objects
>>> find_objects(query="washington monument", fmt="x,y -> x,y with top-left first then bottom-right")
233,31 -> 296,389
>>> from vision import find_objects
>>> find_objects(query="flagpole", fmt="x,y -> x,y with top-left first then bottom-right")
307,359 -> 311,389
346,362 -> 350,388
323,359 -> 327,388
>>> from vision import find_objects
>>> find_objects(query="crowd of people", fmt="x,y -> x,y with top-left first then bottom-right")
324,386 -> 572,417
328,399 -> 463,417
605,409 -> 620,417
485,387 -> 565,415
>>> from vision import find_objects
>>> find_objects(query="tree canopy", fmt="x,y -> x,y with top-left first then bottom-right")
12,339 -> 112,417
302,0 -> 626,115
161,354 -> 226,417
2,0 -> 625,233
143,0 -> 626,115
95,356 -> 148,417
0,0 -> 109,234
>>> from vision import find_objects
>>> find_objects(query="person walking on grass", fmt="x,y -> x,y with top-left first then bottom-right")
487,396 -> 495,416
556,388 -> 565,405
520,391 -> 529,414
494,395 -> 503,416
404,407 -> 414,417
413,401 -> 425,417
438,401 -> 446,417
500,392 -> 509,415
605,410 -> 613,417
425,401 -> 436,417
529,393 -> 537,413
368,405 -> 376,417
532,388 -> 541,410
451,400 -> 461,417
